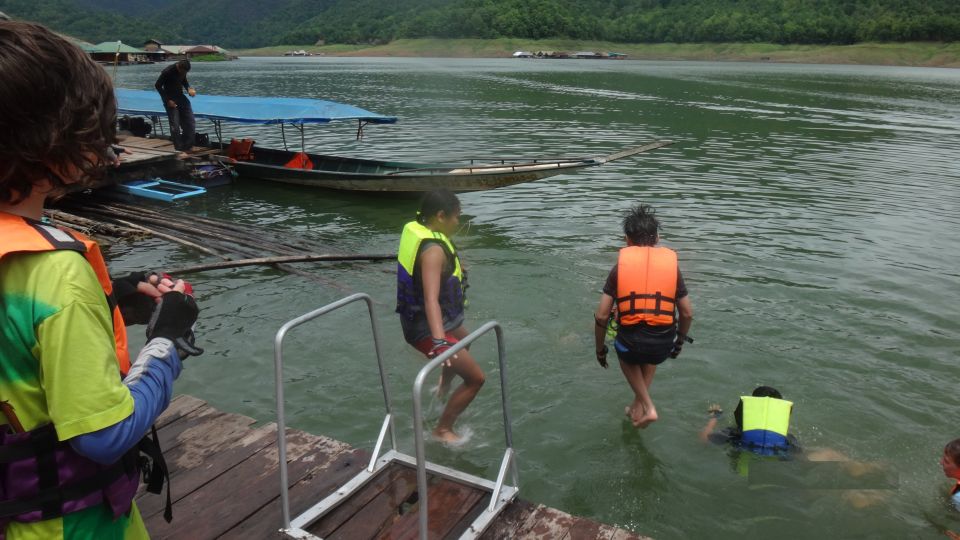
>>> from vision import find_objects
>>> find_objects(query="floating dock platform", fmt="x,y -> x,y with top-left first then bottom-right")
141,395 -> 649,539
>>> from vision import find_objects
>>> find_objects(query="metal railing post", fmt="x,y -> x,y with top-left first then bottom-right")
274,293 -> 392,532
411,321 -> 515,540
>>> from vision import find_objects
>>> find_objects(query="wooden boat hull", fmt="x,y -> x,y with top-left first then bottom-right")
231,159 -> 593,192
220,141 -> 671,193
222,146 -> 596,192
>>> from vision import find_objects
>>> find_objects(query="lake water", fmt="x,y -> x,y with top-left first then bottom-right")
113,57 -> 960,538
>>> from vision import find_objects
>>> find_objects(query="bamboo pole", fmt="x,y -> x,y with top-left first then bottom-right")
167,253 -> 393,274
99,215 -> 230,259
101,202 -> 325,253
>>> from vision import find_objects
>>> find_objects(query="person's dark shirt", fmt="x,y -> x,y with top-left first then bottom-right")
155,64 -> 189,104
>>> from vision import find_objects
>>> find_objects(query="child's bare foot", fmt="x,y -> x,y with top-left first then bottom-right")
635,407 -> 659,429
625,404 -> 641,425
432,428 -> 461,444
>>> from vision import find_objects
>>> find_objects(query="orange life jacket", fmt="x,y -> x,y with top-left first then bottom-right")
0,212 -> 131,376
615,245 -> 678,327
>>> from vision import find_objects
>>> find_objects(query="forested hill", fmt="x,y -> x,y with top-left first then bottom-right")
2,0 -> 959,49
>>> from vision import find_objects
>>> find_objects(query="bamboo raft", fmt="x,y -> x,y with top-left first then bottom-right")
45,200 -> 392,289
144,395 -> 649,539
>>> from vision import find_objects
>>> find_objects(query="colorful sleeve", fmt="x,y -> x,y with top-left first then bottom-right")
71,339 -> 181,464
35,256 -> 133,441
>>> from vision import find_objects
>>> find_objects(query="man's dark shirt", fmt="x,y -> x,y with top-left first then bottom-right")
155,65 -> 189,104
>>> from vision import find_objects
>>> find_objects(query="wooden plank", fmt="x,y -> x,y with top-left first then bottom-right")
382,475 -> 487,540
156,395 -> 207,428
563,518 -> 617,540
154,406 -> 224,452
444,492 -> 492,539
306,461 -> 411,538
479,499 -> 538,540
143,429 -> 349,539
220,448 -> 370,539
121,137 -> 175,150
323,465 -> 421,540
136,415 -> 269,519
521,505 -> 578,539
609,528 -> 652,540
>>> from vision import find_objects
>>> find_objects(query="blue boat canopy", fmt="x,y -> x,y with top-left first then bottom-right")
115,88 -> 397,125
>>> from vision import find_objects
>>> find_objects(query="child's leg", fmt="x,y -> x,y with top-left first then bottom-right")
640,364 -> 657,389
618,359 -> 658,428
434,347 -> 485,442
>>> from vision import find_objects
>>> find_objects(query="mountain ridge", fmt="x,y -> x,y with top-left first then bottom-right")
2,0 -> 958,50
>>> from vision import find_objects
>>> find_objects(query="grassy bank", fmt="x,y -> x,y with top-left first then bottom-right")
234,39 -> 960,67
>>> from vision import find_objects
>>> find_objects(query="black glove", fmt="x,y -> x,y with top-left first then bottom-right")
112,272 -> 156,325
670,333 -> 694,358
670,336 -> 684,358
146,292 -> 202,358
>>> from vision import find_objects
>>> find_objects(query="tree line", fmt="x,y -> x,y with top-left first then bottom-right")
287,0 -> 960,46
3,0 -> 959,49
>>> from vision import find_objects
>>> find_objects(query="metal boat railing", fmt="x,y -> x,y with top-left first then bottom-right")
274,295 -> 518,540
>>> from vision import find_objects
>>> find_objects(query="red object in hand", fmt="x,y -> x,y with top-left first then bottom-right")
427,336 -> 459,360
161,273 -> 194,296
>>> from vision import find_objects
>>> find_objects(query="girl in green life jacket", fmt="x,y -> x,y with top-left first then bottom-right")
396,190 -> 485,443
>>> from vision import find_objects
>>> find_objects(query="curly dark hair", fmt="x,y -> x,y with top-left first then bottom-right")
622,204 -> 660,246
0,21 -> 117,204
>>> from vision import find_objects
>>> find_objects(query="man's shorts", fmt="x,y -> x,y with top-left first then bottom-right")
412,333 -> 459,358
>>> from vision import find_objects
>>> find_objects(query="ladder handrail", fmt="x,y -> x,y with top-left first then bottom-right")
273,293 -> 395,530
411,321 -> 518,540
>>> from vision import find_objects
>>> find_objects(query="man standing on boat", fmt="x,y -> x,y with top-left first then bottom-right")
155,59 -> 197,155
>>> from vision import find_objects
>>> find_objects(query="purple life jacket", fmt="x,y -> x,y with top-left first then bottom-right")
0,423 -> 166,537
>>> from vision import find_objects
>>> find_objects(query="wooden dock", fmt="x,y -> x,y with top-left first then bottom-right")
118,135 -> 220,168
106,135 -> 224,185
141,395 -> 650,539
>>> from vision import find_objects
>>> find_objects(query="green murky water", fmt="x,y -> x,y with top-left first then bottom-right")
112,57 -> 960,538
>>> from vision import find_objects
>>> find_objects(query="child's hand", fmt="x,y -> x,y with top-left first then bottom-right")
596,345 -> 608,368
707,404 -> 723,418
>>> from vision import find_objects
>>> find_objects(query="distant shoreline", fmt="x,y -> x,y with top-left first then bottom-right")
234,39 -> 960,68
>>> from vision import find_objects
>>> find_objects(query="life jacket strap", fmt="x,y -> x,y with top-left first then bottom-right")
138,425 -> 172,523
616,291 -> 677,316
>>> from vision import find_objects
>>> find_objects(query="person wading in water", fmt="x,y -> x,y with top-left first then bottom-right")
396,190 -> 485,444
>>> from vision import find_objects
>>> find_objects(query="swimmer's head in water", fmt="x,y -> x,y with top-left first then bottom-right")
751,386 -> 783,399
943,439 -> 960,480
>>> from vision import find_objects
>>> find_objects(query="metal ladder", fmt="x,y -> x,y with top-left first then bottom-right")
274,293 -> 519,540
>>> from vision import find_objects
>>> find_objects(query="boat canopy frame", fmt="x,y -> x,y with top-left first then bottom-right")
273,293 -> 519,540
115,88 -> 397,150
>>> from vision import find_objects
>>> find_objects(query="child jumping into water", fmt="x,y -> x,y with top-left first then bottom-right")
396,190 -> 485,443
593,204 -> 693,428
